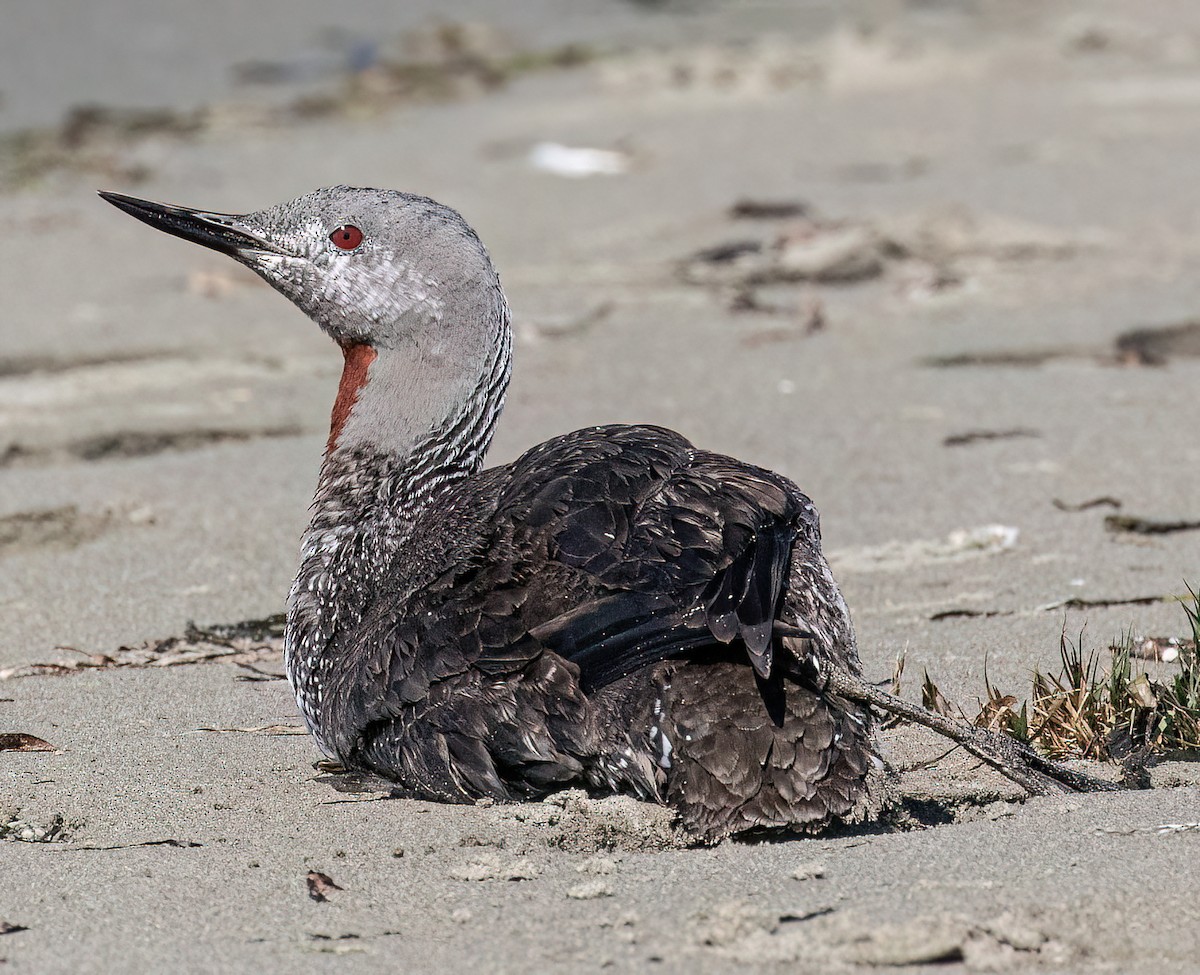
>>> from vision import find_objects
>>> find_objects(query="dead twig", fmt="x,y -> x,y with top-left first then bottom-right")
823,666 -> 1122,796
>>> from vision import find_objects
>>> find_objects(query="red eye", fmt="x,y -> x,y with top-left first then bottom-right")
330,225 -> 363,250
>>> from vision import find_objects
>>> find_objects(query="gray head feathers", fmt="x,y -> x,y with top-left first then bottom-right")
233,186 -> 506,353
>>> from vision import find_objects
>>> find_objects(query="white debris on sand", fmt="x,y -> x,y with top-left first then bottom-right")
528,142 -> 631,178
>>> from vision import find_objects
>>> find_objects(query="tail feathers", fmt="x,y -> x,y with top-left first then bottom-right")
659,661 -> 883,840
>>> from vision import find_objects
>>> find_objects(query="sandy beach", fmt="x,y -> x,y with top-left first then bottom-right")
2,1 -> 1199,971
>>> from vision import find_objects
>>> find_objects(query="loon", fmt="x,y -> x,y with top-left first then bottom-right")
100,186 -> 1111,838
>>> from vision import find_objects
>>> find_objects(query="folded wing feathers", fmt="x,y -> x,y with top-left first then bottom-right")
317,425 -> 858,825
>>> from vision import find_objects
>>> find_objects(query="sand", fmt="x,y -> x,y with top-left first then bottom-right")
2,1 -> 1199,971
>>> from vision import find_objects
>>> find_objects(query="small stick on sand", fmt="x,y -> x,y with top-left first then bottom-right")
823,666 -> 1123,796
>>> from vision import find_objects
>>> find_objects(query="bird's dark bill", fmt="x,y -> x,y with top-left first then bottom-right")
99,191 -> 275,257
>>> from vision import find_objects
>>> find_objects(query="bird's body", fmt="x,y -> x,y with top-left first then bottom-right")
101,186 -> 883,838
292,422 -> 877,837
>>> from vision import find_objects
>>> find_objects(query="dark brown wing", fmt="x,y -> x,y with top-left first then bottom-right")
327,424 -> 833,803
499,424 -> 820,686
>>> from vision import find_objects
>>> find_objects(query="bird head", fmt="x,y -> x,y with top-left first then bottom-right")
99,185 -> 505,354
102,186 -> 513,458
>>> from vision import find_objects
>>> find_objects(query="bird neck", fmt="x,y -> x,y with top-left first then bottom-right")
285,314 -> 511,747
296,313 -> 511,615
310,318 -> 511,554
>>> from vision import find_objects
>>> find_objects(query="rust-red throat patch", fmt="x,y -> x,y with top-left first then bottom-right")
328,342 -> 377,451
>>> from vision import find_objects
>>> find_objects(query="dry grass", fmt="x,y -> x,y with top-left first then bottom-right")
910,584 -> 1200,762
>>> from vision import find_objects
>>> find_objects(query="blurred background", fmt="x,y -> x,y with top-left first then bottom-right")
1,0 -> 1197,693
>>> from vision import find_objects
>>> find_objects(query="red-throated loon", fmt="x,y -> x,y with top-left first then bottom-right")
101,186 -> 1106,838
